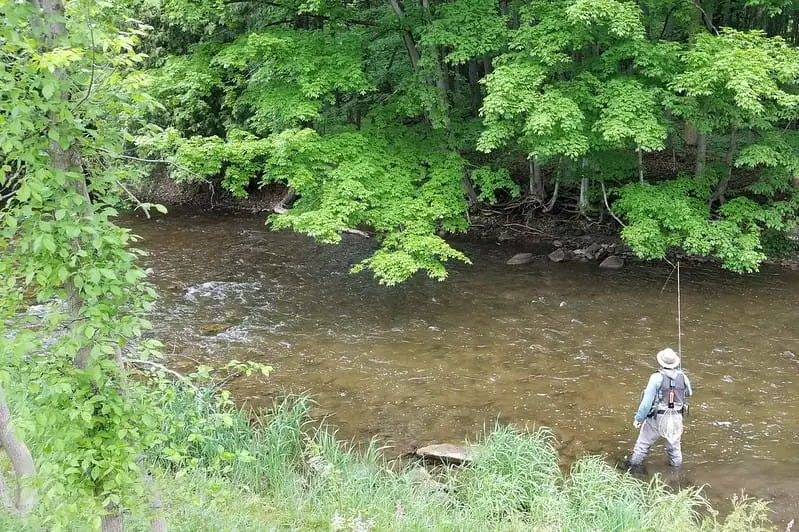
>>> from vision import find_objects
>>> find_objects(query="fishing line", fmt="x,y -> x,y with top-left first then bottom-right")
657,259 -> 685,442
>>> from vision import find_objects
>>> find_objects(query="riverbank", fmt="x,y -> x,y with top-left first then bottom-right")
0,374 -> 775,531
134,172 -> 799,272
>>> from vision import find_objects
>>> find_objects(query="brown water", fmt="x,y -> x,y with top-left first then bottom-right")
126,212 -> 799,526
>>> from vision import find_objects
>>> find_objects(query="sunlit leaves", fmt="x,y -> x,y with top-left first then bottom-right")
670,29 -> 799,129
565,0 -> 645,39
422,0 -> 509,65
0,0 -> 166,524
164,125 -> 488,283
613,177 -> 778,272
593,78 -> 667,152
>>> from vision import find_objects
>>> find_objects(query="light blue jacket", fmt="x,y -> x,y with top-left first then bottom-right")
634,369 -> 693,422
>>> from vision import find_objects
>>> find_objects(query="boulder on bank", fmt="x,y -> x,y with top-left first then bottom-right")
599,255 -> 625,269
507,253 -> 534,265
415,443 -> 472,464
548,248 -> 566,263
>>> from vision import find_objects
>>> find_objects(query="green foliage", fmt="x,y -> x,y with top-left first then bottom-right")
454,426 -> 561,521
470,166 -> 520,202
157,125 -> 499,284
0,0 -> 175,525
134,0 -> 799,277
423,0 -> 509,65
565,0 -> 645,40
0,370 -> 774,530
594,78 -> 667,152
614,177 -> 775,271
670,29 -> 799,132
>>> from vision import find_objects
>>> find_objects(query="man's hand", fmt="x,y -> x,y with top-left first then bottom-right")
633,419 -> 642,429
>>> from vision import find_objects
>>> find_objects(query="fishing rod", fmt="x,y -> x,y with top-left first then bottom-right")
661,259 -> 683,368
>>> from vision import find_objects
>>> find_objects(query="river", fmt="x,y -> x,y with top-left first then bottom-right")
125,211 -> 799,526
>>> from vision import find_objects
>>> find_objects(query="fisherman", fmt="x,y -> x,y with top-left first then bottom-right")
626,347 -> 693,468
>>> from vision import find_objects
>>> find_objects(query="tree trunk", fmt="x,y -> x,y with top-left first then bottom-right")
544,180 -> 559,212
482,57 -> 493,76
148,483 -> 167,532
499,0 -> 520,28
102,508 -> 124,532
273,187 -> 297,214
386,0 -> 420,70
0,387 -> 36,515
684,122 -> 698,146
579,177 -> 589,215
637,148 -> 645,183
721,0 -> 731,26
695,132 -> 707,178
461,170 -> 478,206
467,61 -> 481,116
664,108 -> 674,148
712,128 -> 737,205
0,466 -> 12,511
639,0 -> 651,38
528,157 -> 543,200
137,459 -> 167,532
33,0 -> 93,369
433,48 -> 450,124
420,0 -> 450,125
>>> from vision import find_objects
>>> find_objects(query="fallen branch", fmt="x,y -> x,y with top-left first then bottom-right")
344,228 -> 371,238
115,180 -> 151,218
503,222 -> 553,237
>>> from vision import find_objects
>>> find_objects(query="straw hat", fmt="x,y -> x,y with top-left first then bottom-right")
656,348 -> 680,369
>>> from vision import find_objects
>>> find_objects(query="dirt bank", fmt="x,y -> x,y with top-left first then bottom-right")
133,171 -> 799,271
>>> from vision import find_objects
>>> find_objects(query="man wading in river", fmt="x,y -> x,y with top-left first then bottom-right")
626,348 -> 693,468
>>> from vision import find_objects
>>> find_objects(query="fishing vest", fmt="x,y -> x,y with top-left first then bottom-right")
655,370 -> 686,413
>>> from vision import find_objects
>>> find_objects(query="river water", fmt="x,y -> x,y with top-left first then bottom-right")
126,212 -> 799,526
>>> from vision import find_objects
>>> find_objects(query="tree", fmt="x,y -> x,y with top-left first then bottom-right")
132,0 -> 799,279
1,0 -> 166,529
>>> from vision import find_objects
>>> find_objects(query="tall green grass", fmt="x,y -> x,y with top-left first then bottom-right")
1,378 -> 775,531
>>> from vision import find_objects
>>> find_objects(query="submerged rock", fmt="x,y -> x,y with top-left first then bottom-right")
415,443 -> 472,464
548,248 -> 566,263
599,255 -> 624,269
201,323 -> 233,336
507,253 -> 534,265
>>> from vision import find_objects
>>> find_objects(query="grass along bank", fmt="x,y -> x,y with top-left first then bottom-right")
1,373 -> 773,531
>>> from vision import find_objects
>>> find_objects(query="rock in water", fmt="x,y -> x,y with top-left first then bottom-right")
599,255 -> 624,269
548,248 -> 566,263
497,230 -> 514,242
201,323 -> 233,336
415,443 -> 472,464
506,253 -> 534,265
585,242 -> 601,260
